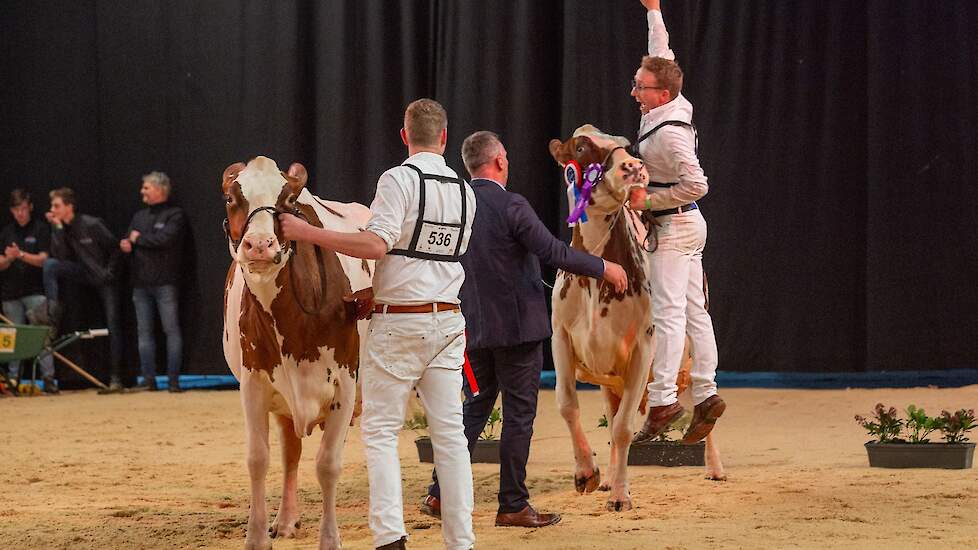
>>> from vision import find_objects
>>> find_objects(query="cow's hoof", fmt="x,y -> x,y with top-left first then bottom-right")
269,517 -> 300,539
597,481 -> 611,492
574,467 -> 601,494
244,535 -> 273,550
606,498 -> 633,512
706,472 -> 727,482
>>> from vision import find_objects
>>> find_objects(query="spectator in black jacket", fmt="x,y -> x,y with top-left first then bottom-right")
0,189 -> 55,391
42,187 -> 125,393
120,172 -> 186,392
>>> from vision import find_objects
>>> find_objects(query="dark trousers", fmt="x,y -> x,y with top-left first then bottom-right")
42,258 -> 124,381
133,285 -> 182,386
429,340 -> 543,513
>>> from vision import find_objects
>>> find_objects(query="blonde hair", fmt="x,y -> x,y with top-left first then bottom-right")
404,98 -> 448,147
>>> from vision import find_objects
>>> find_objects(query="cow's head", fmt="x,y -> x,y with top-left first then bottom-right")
548,125 -> 648,213
222,156 -> 307,280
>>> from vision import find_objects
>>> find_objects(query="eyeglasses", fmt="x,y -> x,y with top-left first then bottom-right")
631,79 -> 664,92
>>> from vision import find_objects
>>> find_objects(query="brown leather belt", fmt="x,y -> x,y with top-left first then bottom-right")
373,302 -> 460,314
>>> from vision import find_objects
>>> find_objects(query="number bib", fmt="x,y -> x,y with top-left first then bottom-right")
416,222 -> 460,255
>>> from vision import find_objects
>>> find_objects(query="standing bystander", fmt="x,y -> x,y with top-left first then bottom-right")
120,171 -> 187,392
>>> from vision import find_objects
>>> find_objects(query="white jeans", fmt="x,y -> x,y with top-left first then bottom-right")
647,208 -> 719,407
360,309 -> 474,550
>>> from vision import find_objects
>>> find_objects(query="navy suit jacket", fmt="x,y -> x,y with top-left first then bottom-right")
460,179 -> 604,350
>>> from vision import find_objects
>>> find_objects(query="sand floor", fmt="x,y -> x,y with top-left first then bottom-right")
1,384 -> 977,549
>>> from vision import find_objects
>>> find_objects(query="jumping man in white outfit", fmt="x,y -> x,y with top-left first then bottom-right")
628,0 -> 726,445
280,99 -> 476,550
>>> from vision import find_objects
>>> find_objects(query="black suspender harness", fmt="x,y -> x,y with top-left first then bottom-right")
387,163 -> 469,262
626,120 -> 698,188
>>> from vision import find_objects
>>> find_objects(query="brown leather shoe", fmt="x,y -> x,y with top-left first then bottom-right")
376,536 -> 407,550
682,395 -> 726,444
633,402 -> 685,444
419,494 -> 441,519
495,504 -> 561,528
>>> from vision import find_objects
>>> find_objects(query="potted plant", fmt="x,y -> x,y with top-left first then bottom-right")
407,407 -> 503,464
470,407 -> 502,464
405,410 -> 435,463
857,403 -> 976,469
608,412 -> 706,467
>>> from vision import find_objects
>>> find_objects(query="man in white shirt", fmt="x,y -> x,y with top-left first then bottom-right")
280,98 -> 475,550
627,0 -> 725,445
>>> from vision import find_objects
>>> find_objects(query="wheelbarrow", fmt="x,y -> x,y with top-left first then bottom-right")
0,324 -> 49,394
0,313 -> 110,394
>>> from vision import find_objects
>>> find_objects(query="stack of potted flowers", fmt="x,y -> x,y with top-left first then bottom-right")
856,403 -> 976,469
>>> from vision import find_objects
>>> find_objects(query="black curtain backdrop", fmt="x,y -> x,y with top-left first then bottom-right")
1,1 -> 975,382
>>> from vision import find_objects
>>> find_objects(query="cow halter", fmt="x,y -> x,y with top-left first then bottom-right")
224,203 -> 301,265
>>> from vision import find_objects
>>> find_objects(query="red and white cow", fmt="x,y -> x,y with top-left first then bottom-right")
548,126 -> 724,512
222,156 -> 372,550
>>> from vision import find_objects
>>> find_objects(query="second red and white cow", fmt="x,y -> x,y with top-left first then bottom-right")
549,126 -> 724,512
222,156 -> 372,550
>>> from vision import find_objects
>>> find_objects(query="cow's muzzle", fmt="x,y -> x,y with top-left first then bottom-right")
224,205 -> 295,264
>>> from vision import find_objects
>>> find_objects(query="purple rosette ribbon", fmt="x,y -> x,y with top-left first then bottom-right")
567,163 -> 603,224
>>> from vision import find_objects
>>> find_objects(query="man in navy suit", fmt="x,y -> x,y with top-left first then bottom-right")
423,131 -> 628,528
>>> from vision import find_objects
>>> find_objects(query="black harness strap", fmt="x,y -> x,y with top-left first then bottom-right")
626,120 -> 698,158
388,163 -> 468,262
402,164 -> 427,253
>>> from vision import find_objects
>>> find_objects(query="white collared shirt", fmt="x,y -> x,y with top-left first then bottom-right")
638,10 -> 709,211
365,151 -> 477,305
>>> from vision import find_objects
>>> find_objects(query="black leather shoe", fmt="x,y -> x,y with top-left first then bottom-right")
376,536 -> 407,550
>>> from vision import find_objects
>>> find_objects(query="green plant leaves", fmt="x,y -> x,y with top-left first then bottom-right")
856,403 -> 976,444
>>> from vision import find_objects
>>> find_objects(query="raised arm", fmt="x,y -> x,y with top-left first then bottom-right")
642,0 -> 675,61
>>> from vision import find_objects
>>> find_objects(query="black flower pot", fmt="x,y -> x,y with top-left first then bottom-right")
414,437 -> 501,464
628,440 -> 705,466
415,437 -> 434,463
470,439 -> 501,464
864,442 -> 976,469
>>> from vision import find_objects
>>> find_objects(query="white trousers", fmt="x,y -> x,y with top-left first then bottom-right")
360,310 -> 475,550
647,208 -> 719,407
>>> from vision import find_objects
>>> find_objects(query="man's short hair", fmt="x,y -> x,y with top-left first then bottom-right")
641,55 -> 684,100
404,98 -> 448,147
461,131 -> 503,176
9,188 -> 32,208
143,171 -> 171,198
49,187 -> 76,207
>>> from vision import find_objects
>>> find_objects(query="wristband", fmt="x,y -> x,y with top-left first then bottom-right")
644,196 -> 652,211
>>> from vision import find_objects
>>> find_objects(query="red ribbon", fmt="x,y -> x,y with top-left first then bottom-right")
462,330 -> 479,396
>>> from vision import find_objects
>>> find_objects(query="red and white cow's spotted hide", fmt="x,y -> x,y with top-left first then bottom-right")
548,126 -> 724,513
222,156 -> 373,550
